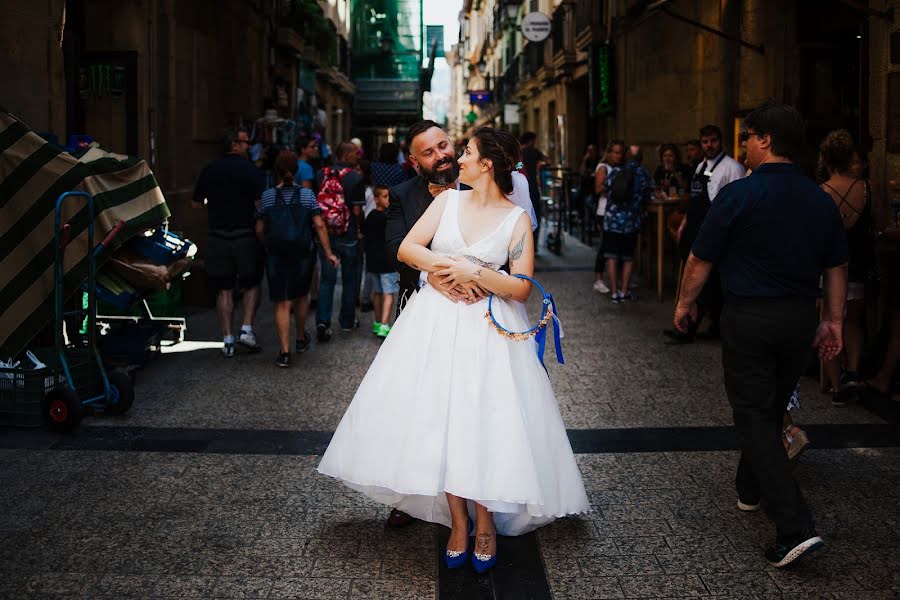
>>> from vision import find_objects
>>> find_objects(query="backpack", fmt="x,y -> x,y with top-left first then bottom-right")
317,167 -> 353,236
608,165 -> 635,207
264,186 -> 312,255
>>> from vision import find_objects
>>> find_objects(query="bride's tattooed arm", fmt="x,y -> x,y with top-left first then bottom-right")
509,232 -> 526,268
462,254 -> 496,270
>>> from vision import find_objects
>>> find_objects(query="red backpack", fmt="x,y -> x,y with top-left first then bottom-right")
317,167 -> 352,236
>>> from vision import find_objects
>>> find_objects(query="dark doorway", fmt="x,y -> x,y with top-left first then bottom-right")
794,0 -> 869,159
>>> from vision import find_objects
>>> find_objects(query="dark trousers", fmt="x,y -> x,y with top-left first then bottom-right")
316,238 -> 359,329
720,297 -> 818,539
696,267 -> 723,334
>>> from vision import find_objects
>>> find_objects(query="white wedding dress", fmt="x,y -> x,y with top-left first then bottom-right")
317,190 -> 589,536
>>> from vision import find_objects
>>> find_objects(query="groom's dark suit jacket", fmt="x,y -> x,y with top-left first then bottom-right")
386,175 -> 433,307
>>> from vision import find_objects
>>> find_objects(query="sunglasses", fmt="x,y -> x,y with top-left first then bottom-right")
738,131 -> 763,143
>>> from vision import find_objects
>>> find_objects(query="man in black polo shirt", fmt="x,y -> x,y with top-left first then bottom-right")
193,127 -> 265,357
674,104 -> 848,568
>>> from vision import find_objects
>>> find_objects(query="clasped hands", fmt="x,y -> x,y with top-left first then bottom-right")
429,256 -> 487,304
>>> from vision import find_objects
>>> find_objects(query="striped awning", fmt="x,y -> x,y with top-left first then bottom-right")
0,109 -> 170,358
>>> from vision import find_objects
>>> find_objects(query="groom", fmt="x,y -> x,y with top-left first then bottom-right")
384,120 -> 485,527
386,120 -> 485,311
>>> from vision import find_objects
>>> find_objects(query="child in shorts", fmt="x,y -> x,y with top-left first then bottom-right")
364,185 -> 399,338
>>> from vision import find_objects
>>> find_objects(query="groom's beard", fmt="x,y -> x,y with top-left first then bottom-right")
421,156 -> 459,186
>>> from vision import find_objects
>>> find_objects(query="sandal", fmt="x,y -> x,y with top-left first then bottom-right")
784,425 -> 810,464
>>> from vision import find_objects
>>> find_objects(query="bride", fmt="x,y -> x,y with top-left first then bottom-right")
317,127 -> 589,573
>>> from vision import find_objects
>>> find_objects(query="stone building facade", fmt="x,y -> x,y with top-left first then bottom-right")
1,0 -> 356,244
454,0 -> 900,227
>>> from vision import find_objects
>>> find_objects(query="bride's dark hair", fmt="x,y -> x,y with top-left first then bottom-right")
472,127 -> 521,195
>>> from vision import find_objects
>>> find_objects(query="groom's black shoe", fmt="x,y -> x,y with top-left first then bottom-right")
386,509 -> 414,528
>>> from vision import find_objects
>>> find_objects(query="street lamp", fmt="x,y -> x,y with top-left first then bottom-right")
505,0 -> 522,24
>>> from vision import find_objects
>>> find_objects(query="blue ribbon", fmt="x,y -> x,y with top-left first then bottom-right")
487,275 -> 564,366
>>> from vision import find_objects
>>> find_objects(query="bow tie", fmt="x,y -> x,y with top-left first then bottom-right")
428,182 -> 454,197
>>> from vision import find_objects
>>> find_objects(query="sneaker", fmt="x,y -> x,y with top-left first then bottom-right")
592,279 -> 610,294
840,370 -> 861,389
765,528 -> 824,568
622,291 -> 637,302
372,322 -> 381,335
275,352 -> 291,368
238,330 -> 261,352
610,290 -> 624,304
376,323 -> 391,338
295,331 -> 311,354
222,342 -> 235,358
737,499 -> 761,512
316,323 -> 332,343
341,319 -> 360,332
831,387 -> 859,406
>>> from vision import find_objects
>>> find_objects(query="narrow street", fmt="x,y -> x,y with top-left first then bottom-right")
1,238 -> 898,599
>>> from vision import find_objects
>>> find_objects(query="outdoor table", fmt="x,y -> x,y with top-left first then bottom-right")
646,197 -> 682,302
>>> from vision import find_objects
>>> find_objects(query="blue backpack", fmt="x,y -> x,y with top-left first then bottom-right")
264,186 -> 313,255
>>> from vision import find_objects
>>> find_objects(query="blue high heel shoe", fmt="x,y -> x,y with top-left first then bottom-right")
444,520 -> 474,570
471,531 -> 497,574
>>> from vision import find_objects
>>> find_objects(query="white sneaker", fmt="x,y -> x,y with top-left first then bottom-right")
593,279 -> 610,294
238,330 -> 260,351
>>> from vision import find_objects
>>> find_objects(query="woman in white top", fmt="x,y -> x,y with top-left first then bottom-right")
592,140 -> 626,293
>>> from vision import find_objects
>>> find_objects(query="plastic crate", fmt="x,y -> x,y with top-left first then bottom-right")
127,229 -> 191,265
0,349 -> 67,428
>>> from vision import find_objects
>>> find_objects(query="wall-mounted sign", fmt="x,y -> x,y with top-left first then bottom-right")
78,64 -> 128,99
521,12 -> 551,43
588,43 -> 615,118
469,91 -> 493,105
504,103 -> 520,125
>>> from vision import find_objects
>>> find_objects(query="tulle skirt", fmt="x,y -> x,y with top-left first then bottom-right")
317,285 -> 589,536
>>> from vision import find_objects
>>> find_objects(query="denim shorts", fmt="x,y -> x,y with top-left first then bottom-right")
369,271 -> 399,294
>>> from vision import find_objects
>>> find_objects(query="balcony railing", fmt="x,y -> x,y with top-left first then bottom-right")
496,53 -> 520,104
524,40 -> 546,75
575,0 -> 604,37
551,5 -> 565,56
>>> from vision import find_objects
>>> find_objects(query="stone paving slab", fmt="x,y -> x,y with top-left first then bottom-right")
537,448 -> 900,599
83,237 -> 881,433
2,236 -> 897,599
0,446 -> 897,598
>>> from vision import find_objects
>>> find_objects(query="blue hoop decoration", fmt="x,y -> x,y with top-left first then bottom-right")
485,274 -> 564,366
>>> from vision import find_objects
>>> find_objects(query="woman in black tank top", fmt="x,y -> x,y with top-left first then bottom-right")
818,130 -> 873,405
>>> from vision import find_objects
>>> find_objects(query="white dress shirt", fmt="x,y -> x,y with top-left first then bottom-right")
694,152 -> 746,202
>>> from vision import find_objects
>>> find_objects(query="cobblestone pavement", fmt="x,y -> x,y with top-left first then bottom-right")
1,237 -> 898,599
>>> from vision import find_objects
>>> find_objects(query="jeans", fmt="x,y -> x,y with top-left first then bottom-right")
720,296 -> 818,539
316,237 -> 359,329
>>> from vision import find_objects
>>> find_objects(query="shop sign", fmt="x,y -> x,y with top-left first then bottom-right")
589,43 -> 615,117
469,91 -> 493,105
504,103 -> 520,125
521,12 -> 551,43
78,64 -> 127,99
